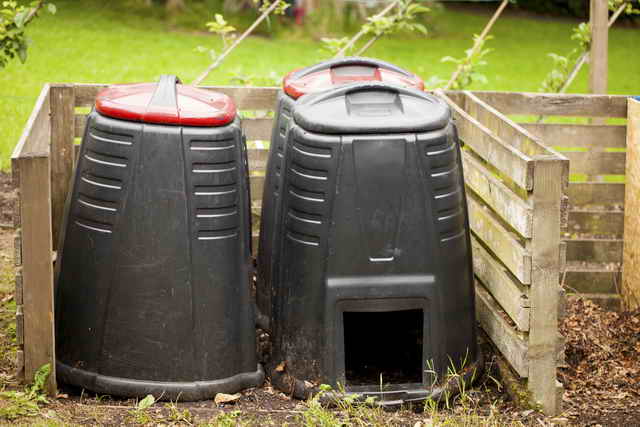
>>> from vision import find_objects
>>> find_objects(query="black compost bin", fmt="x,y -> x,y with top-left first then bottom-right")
257,57 -> 424,327
54,75 -> 263,400
268,83 -> 480,404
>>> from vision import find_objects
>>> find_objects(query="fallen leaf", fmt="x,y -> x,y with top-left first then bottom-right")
214,393 -> 241,405
275,361 -> 286,372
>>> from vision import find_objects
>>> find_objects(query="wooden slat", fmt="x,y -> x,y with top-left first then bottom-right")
521,123 -> 627,149
568,182 -> 625,207
472,91 -> 628,118
562,150 -> 625,175
574,293 -> 622,311
565,238 -> 623,263
589,0 -> 608,97
248,148 -> 268,171
467,193 -> 531,284
462,151 -> 533,237
437,91 -> 534,190
568,209 -> 624,237
18,156 -> 56,395
564,263 -> 621,294
74,84 -> 279,110
475,283 -> 529,378
623,98 -> 640,309
464,91 -> 557,157
471,237 -> 530,331
50,85 -> 75,250
527,156 -> 566,415
250,175 -> 265,202
11,84 -> 51,159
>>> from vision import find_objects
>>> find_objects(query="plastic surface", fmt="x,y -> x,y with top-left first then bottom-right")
257,59 -> 425,325
264,82 -> 478,401
283,57 -> 424,100
54,79 -> 261,400
95,75 -> 236,126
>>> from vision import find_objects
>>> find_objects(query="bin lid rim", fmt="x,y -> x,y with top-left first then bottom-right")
283,56 -> 424,100
95,78 -> 236,127
293,82 -> 450,135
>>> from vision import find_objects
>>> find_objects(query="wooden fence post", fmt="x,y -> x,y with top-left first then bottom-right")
18,156 -> 56,396
623,98 -> 640,310
589,0 -> 608,95
527,156 -> 568,415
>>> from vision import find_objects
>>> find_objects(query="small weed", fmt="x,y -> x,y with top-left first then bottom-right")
0,363 -> 50,420
212,409 -> 245,427
165,400 -> 193,425
127,394 -> 156,425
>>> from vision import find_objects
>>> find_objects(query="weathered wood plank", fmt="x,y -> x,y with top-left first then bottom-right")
568,209 -> 624,237
475,283 -> 529,378
467,193 -> 532,284
589,0 -> 608,97
521,123 -> 626,149
471,237 -> 530,331
250,175 -> 265,202
74,84 -> 279,110
472,91 -> 628,118
248,148 -> 268,171
564,263 -> 621,294
527,156 -> 566,416
568,182 -> 625,207
464,91 -> 558,158
462,150 -> 533,237
50,85 -> 75,250
622,98 -> 640,309
13,230 -> 21,267
18,156 -> 56,395
562,150 -> 625,176
565,238 -> 623,263
11,84 -> 51,159
437,91 -> 535,190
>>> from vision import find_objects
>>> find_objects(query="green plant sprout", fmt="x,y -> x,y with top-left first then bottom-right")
0,363 -> 50,420
440,34 -> 494,90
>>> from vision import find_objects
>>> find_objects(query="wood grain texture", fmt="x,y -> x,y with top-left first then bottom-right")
565,238 -> 623,263
437,90 -> 534,190
462,150 -> 533,237
622,98 -> 640,309
568,182 -> 625,207
562,150 -> 625,176
472,91 -> 627,118
74,84 -> 279,110
568,209 -> 624,237
471,237 -> 530,331
467,193 -> 532,284
49,86 -> 75,250
18,156 -> 56,395
475,283 -> 529,378
464,91 -> 558,157
589,0 -> 608,96
521,123 -> 626,149
527,156 -> 567,416
564,264 -> 621,294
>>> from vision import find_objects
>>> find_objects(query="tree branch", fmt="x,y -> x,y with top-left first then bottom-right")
192,0 -> 282,86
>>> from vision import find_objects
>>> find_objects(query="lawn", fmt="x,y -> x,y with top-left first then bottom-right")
1,1 -> 639,170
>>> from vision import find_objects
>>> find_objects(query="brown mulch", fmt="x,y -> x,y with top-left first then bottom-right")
560,296 -> 640,426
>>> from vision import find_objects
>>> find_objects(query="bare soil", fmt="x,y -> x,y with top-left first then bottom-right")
1,170 -> 640,425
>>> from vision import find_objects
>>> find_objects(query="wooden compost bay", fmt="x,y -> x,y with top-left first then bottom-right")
12,84 -> 631,416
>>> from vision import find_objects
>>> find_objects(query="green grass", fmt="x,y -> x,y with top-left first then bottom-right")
1,1 -> 640,170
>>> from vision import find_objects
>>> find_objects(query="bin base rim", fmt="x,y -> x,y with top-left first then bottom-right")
270,350 -> 483,409
57,361 -> 264,401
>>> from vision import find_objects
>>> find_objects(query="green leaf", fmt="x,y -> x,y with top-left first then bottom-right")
137,394 -> 155,410
14,9 -> 27,27
47,3 -> 56,14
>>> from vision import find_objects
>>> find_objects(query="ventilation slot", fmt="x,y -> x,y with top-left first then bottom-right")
84,150 -> 128,168
286,230 -> 320,247
89,130 -> 133,146
290,162 -> 328,181
190,140 -> 235,151
194,185 -> 237,196
192,161 -> 236,173
288,208 -> 322,225
75,217 -> 113,234
197,228 -> 238,241
81,173 -> 122,190
289,185 -> 325,203
196,206 -> 237,218
77,194 -> 117,212
292,141 -> 332,158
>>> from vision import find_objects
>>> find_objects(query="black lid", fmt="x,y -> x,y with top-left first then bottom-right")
293,82 -> 450,135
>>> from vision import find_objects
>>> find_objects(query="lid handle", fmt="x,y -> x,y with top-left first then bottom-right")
149,75 -> 182,109
291,57 -> 414,79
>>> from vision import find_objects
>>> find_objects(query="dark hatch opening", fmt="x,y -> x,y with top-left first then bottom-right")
344,309 -> 423,386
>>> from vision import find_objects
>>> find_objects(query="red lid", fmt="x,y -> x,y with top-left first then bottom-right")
95,75 -> 236,127
283,59 -> 425,100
